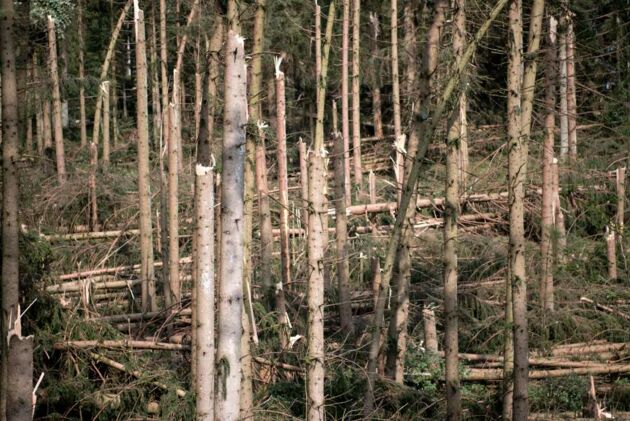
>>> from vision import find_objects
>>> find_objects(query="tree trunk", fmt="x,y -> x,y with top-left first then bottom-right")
102,82 -> 111,168
78,0 -> 87,147
275,59 -> 292,296
391,0 -> 403,199
342,0 -> 352,204
606,227 -> 617,280
387,0 -> 447,384
194,81 -> 215,420
215,30 -> 247,421
444,1 -> 465,418
617,167 -> 626,235
1,0 -> 21,413
134,7 -> 157,313
369,13 -> 384,139
299,138 -> 309,233
422,307 -> 438,353
308,3 -> 336,419
48,16 -> 67,184
89,142 -> 98,230
351,0 -> 362,189
149,9 -> 162,153
540,17 -> 557,312
168,82 -> 181,305
507,0 -> 528,418
256,142 -> 274,302
552,159 -> 566,259
566,15 -> 577,162
333,132 -> 354,334
558,12 -> 569,161
194,37 -> 202,141
6,335 -> 33,421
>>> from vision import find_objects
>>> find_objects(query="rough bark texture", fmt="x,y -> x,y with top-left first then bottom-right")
607,227 -> 617,280
617,167 -> 626,235
541,17 -> 557,312
6,335 -> 33,421
369,13 -> 384,139
168,93 -> 181,305
351,0 -> 362,188
558,12 -> 569,161
391,0 -> 403,198
566,16 -> 577,161
423,307 -> 438,353
507,0 -> 528,418
342,0 -> 352,204
48,16 -> 67,184
1,0 -> 21,414
88,142 -> 98,230
215,30 -> 247,421
333,132 -> 354,334
134,8 -> 157,313
102,81 -> 111,167
299,138 -> 309,232
308,3 -> 336,419
78,0 -> 87,147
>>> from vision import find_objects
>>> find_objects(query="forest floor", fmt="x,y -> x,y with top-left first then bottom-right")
17,121 -> 630,419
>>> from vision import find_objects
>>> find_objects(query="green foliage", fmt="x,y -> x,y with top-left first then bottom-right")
529,376 -> 588,413
405,340 -> 442,397
30,0 -> 75,30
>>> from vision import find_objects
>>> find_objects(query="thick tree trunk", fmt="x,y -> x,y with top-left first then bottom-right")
423,307 -> 438,353
507,0 -> 528,418
48,16 -> 67,184
134,7 -> 157,313
6,335 -> 33,421
342,0 -> 352,204
275,58 -> 292,296
78,0 -> 87,147
369,13 -> 384,139
351,0 -> 362,189
333,132 -> 354,334
308,3 -> 336,419
444,1 -> 465,418
168,80 -> 181,305
194,82 -> 215,420
540,17 -> 557,312
215,30 -> 247,421
1,0 -> 21,413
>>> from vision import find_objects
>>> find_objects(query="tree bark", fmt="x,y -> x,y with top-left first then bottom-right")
102,82 -> 111,167
78,0 -> 87,147
48,16 -> 67,184
390,0 -> 404,199
215,30 -> 247,421
617,167 -> 626,235
552,159 -> 566,259
333,132 -> 354,334
606,226 -> 617,280
351,0 -> 362,189
422,307 -> 438,353
168,81 -> 181,305
558,10 -> 569,161
566,15 -> 577,162
541,17 -> 557,312
369,13 -> 384,139
6,335 -> 33,421
342,0 -> 352,204
88,142 -> 98,230
299,138 -> 309,233
308,3 -> 336,419
134,7 -> 157,313
1,0 -> 21,413
506,0 -> 528,418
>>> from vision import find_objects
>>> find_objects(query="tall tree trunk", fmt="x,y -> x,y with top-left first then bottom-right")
363,0 -> 509,415
308,3 -> 336,419
566,14 -> 577,162
275,58 -> 292,297
194,36 -> 202,141
444,1 -> 466,418
1,0 -> 21,414
558,10 -> 569,162
102,82 -> 111,167
256,141 -> 273,303
194,75 -> 215,420
134,6 -> 157,313
48,16 -> 67,184
215,29 -> 247,421
342,0 -> 352,204
150,9 -> 162,152
552,158 -> 566,259
88,142 -> 98,230
78,0 -> 87,147
617,167 -> 625,235
506,0 -> 528,418
391,0 -> 404,199
368,13 -> 383,139
351,0 -> 362,189
333,132 -> 354,334
387,0 -> 447,384
540,17 -> 558,312
43,100 -> 52,153
299,138 -> 309,233
168,75 -> 181,305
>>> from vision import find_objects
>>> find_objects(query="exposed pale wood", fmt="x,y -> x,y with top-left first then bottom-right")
53,340 -> 190,351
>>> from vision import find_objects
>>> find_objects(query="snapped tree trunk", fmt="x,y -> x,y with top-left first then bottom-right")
506,0 -> 528,418
308,3 -> 336,419
48,16 -> 67,184
134,7 -> 157,313
215,30 -> 247,421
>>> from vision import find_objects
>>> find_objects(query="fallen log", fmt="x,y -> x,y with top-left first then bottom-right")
57,256 -> 192,281
53,340 -> 190,351
46,278 -> 141,293
464,363 -> 630,381
96,308 -> 192,324
580,296 -> 630,322
42,229 -> 140,242
549,343 -> 629,357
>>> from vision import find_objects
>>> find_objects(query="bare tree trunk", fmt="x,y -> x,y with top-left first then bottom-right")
168,78 -> 181,305
403,2 -> 417,126
606,226 -> 617,280
333,132 -> 354,334
194,37 -> 202,141
423,307 -> 438,353
444,1 -> 465,418
566,16 -> 577,162
1,0 -> 21,413
88,142 -> 98,230
552,159 -> 566,259
299,138 -> 309,232
558,11 -> 569,162
43,100 -> 52,152
194,80 -> 215,420
6,334 -> 33,421
369,13 -> 383,139
102,82 -> 111,167
308,3 -> 336,419
149,9 -> 161,152
387,0 -> 447,384
342,0 -> 352,204
506,0 -> 528,418
351,0 -> 362,189
134,6 -> 157,313
617,167 -> 626,235
275,58 -> 292,298
160,0 -> 169,161
541,17 -> 558,312
256,141 -> 274,301
34,54 -> 44,156
215,30 -> 247,421
363,1 -> 510,414
391,0 -> 403,199
48,16 -> 67,184
78,0 -> 87,148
